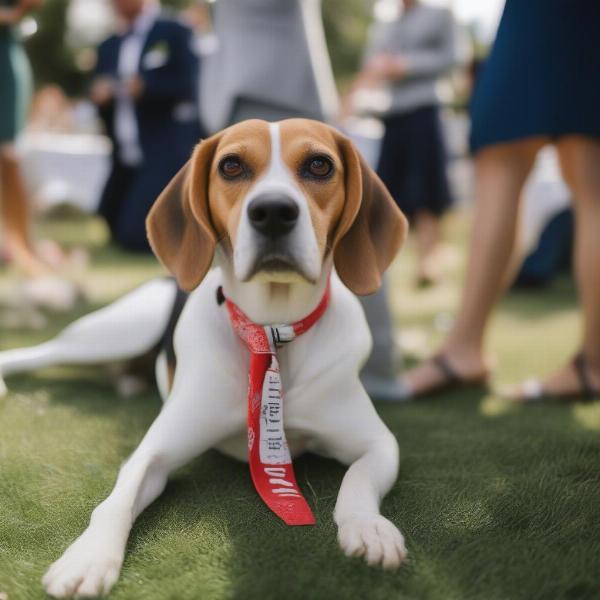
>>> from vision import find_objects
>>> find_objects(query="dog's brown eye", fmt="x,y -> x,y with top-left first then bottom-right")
306,156 -> 333,178
219,156 -> 244,179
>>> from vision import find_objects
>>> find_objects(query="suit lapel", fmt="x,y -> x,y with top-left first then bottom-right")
139,19 -> 164,74
104,35 -> 123,76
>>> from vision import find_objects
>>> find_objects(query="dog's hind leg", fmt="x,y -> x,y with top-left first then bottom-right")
0,279 -> 177,383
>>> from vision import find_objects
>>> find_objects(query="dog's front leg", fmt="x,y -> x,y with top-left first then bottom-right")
316,381 -> 406,569
334,433 -> 406,569
42,383 -> 242,598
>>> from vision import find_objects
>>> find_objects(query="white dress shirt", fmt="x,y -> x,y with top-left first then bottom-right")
114,6 -> 160,166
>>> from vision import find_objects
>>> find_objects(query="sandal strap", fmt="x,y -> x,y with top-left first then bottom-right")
573,353 -> 600,400
432,354 -> 460,384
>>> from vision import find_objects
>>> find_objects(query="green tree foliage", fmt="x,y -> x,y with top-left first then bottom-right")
322,0 -> 372,88
24,0 -> 86,96
24,0 -> 373,97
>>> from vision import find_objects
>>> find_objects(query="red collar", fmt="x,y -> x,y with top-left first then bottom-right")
218,282 -> 331,350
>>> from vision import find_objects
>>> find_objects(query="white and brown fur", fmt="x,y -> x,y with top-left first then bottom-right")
0,119 -> 408,598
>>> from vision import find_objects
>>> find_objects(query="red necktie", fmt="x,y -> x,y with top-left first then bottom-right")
222,284 -> 330,525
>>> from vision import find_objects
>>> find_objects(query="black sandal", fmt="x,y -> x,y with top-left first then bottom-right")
405,353 -> 490,399
510,352 -> 600,403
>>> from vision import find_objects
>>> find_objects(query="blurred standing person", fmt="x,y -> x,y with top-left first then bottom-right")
199,0 -> 338,128
92,0 -> 203,251
200,0 -> 405,401
403,0 -> 600,401
0,0 -> 47,276
351,0 -> 456,286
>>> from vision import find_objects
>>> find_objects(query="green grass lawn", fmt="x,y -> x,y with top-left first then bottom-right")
1,213 -> 599,600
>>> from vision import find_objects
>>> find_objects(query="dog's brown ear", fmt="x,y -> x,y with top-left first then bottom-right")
331,130 -> 408,295
146,136 -> 220,291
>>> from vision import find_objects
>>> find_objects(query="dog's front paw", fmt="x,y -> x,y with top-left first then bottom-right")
337,514 -> 407,570
42,530 -> 123,598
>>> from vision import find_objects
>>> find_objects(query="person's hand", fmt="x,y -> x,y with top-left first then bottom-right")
0,4 -> 25,24
365,53 -> 409,81
337,92 -> 355,124
125,76 -> 145,100
90,77 -> 115,106
387,55 -> 409,79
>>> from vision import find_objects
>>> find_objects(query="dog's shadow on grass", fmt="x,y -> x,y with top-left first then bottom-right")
6,369 -> 160,416
125,449 -> 419,599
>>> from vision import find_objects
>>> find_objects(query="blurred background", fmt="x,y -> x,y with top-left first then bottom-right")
3,3 -> 600,598
0,0 -> 568,344
10,0 -> 503,219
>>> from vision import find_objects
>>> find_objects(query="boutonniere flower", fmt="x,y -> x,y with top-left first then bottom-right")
143,40 -> 170,70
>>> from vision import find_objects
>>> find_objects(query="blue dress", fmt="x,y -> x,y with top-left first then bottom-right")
470,0 -> 600,153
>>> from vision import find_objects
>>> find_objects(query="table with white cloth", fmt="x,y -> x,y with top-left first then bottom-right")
19,132 -> 111,213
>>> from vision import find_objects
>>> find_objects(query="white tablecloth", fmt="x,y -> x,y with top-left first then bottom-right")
19,132 -> 112,214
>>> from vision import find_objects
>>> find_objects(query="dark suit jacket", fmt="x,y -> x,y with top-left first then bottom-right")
94,14 -> 204,250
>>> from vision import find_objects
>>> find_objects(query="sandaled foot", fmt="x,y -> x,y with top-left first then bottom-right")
400,353 -> 490,399
17,277 -> 83,312
503,353 -> 600,403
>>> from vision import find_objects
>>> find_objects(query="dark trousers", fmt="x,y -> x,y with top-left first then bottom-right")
98,161 -> 137,241
97,157 -> 183,252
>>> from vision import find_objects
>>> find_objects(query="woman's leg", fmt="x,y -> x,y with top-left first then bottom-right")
414,210 -> 442,284
404,137 -> 547,395
521,135 -> 600,395
0,144 -> 49,276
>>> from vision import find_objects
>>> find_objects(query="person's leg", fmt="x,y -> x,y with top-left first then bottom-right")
97,161 -> 135,239
404,137 -> 547,395
355,118 -> 409,400
515,135 -> 600,397
413,107 -> 452,285
359,277 -> 406,400
0,144 -> 49,277
414,210 -> 442,284
115,159 -> 178,252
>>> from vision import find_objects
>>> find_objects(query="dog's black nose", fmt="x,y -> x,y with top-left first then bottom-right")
247,194 -> 299,238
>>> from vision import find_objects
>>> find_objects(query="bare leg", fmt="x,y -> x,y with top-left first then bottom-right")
0,146 -> 49,277
414,210 -> 442,285
404,137 -> 547,395
513,135 -> 600,397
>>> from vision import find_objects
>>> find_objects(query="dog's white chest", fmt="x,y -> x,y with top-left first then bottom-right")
213,374 -> 325,461
215,425 -> 314,462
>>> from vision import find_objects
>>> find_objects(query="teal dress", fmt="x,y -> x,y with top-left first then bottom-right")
0,0 -> 32,142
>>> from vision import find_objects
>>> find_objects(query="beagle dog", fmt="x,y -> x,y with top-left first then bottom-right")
0,119 -> 408,598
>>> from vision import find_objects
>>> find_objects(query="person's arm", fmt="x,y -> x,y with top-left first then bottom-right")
90,39 -> 117,108
338,22 -> 389,119
0,0 -> 43,24
140,23 -> 198,102
397,9 -> 456,79
0,3 -> 24,25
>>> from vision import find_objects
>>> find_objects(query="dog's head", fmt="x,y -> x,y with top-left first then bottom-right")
147,119 -> 408,295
